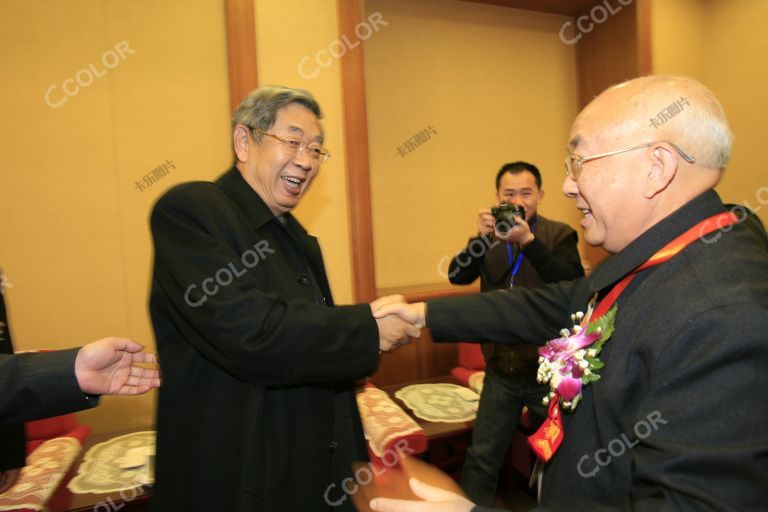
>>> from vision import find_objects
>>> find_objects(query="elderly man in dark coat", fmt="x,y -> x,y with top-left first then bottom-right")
148,86 -> 417,511
371,76 -> 768,512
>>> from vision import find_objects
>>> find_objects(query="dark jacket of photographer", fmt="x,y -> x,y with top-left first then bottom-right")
448,215 -> 584,375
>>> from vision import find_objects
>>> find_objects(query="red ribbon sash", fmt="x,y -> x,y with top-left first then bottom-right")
527,211 -> 738,462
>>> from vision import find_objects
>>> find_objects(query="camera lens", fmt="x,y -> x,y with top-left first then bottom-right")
492,203 -> 524,233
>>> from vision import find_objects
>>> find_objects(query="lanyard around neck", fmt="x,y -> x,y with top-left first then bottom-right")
505,219 -> 536,283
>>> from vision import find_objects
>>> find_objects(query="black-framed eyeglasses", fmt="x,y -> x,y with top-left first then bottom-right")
564,141 -> 695,181
252,129 -> 331,164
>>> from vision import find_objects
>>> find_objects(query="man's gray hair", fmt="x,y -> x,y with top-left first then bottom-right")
620,76 -> 733,170
681,79 -> 733,170
232,85 -> 324,142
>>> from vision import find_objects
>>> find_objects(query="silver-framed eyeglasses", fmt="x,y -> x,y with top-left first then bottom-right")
564,141 -> 695,181
253,129 -> 331,164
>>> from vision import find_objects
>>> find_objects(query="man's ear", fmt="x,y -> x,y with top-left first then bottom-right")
233,125 -> 251,162
643,143 -> 678,199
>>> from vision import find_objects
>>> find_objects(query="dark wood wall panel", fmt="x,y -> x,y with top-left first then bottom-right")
338,0 -> 378,303
225,0 -> 259,112
576,0 -> 653,108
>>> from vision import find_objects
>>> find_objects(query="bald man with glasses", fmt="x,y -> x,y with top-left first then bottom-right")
371,76 -> 768,512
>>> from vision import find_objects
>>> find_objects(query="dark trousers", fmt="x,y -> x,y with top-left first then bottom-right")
460,366 -> 548,506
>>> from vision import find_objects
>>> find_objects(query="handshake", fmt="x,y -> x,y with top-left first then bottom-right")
369,295 -> 428,352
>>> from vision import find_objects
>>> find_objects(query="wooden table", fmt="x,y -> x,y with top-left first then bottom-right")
382,376 -> 537,498
382,377 -> 475,481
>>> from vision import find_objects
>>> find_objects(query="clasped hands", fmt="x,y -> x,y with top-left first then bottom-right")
370,295 -> 428,352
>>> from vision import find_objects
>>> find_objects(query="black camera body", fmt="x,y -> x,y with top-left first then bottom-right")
491,203 -> 525,233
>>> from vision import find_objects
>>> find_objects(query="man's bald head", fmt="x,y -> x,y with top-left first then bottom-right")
571,76 -> 732,172
563,76 -> 734,253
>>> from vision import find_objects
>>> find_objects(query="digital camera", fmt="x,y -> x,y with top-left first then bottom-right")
491,203 -> 525,233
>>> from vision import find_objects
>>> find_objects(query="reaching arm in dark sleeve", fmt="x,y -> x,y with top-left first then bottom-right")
447,237 -> 486,285
150,185 -> 379,388
0,301 -> 26,471
628,304 -> 768,511
0,424 -> 25,471
0,350 -> 98,428
427,278 -> 587,345
524,230 -> 584,283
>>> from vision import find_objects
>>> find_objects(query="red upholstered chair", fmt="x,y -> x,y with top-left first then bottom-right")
450,342 -> 485,387
0,415 -> 91,512
23,414 -> 91,511
25,414 -> 91,454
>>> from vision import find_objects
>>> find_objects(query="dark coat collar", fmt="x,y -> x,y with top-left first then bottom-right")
216,166 -> 307,235
589,189 -> 726,293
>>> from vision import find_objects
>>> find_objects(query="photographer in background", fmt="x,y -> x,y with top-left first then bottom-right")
447,162 -> 584,506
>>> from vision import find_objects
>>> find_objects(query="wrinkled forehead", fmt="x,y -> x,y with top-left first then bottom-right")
273,103 -> 325,142
568,115 -> 601,154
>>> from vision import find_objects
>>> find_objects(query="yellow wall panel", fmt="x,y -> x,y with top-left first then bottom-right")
0,0 -> 231,432
4,0 -> 765,435
652,0 -> 768,227
364,0 -> 581,287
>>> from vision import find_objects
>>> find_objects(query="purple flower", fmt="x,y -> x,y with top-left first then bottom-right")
539,338 -> 569,358
539,332 -> 599,361
557,376 -> 583,400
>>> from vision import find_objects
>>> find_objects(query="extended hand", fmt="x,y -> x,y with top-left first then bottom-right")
74,338 -> 160,395
370,478 -> 475,512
